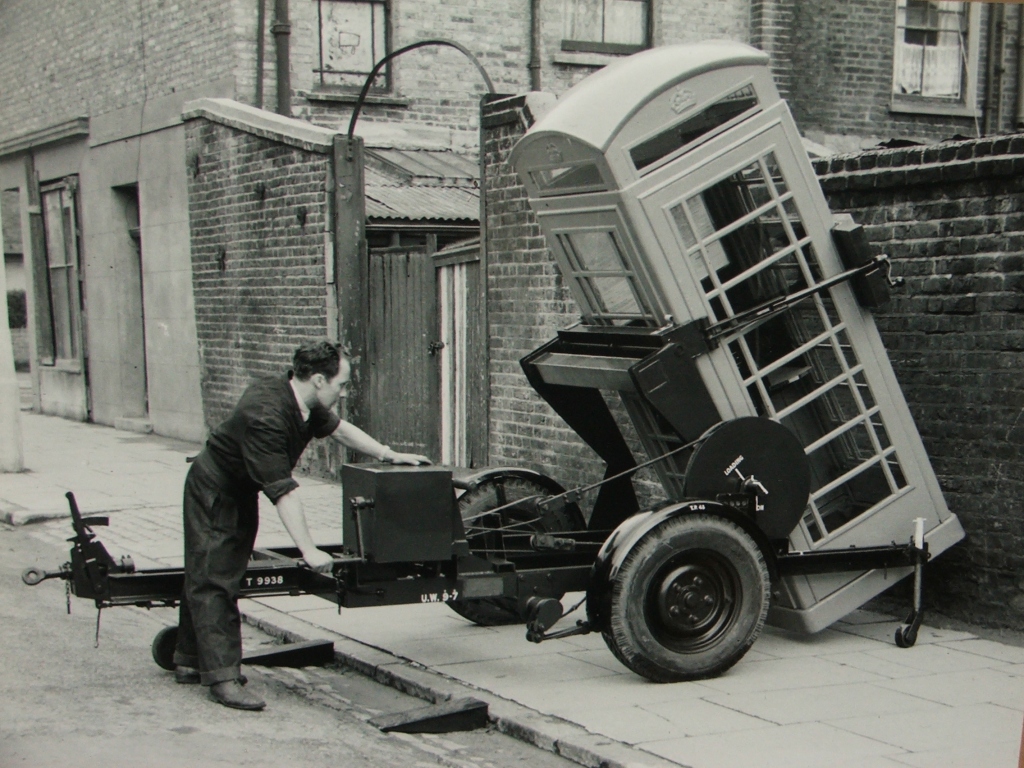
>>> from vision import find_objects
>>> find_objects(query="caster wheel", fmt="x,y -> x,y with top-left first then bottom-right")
894,625 -> 917,648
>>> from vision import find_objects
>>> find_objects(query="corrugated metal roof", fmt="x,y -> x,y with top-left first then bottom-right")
366,148 -> 478,183
364,149 -> 479,223
365,184 -> 479,222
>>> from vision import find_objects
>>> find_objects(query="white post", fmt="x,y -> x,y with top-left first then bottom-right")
0,191 -> 25,472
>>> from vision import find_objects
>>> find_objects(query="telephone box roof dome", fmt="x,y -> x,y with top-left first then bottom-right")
527,41 -> 769,153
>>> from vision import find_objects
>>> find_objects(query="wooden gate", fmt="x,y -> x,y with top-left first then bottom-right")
434,240 -> 487,468
366,247 -> 440,460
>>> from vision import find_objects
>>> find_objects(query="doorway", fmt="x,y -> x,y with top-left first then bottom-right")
113,184 -> 148,421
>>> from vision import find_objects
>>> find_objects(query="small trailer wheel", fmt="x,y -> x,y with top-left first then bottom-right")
449,475 -> 585,626
603,514 -> 769,682
151,625 -> 179,671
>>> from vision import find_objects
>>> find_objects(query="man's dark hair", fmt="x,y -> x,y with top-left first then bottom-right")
292,340 -> 345,381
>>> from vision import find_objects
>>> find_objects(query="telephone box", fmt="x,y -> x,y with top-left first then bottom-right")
510,41 -> 964,633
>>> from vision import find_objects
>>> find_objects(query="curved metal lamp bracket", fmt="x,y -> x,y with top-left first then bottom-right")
346,39 -> 496,140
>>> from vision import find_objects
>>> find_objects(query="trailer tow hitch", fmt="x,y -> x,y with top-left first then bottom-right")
21,492 -> 130,605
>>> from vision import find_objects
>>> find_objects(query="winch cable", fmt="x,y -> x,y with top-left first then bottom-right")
461,434 -> 706,535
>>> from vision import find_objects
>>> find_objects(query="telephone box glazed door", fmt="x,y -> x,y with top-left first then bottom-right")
634,106 -> 958,626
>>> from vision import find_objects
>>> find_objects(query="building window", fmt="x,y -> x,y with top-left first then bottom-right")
561,0 -> 650,55
891,0 -> 979,116
39,180 -> 81,364
315,0 -> 389,90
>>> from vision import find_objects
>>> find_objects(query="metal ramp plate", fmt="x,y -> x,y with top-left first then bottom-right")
368,697 -> 489,733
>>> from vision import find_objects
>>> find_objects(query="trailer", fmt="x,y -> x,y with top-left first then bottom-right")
24,41 -> 963,684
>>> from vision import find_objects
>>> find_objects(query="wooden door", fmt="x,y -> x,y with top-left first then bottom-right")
366,247 -> 441,460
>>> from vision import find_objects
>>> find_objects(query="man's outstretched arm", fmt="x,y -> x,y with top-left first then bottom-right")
329,419 -> 431,465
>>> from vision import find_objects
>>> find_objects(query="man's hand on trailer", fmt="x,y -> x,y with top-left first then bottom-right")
329,420 -> 432,467
301,546 -> 336,574
382,448 -> 432,466
275,490 -> 336,574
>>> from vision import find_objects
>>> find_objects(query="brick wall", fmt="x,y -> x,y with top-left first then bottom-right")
814,138 -> 1024,626
290,0 -> 748,141
0,0 -> 239,140
788,1 -> 1023,148
0,0 -> 750,151
185,118 -> 331,430
481,96 -> 666,512
750,0 -> 794,98
481,97 -> 606,492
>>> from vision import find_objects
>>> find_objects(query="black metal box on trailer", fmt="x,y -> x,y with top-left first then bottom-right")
342,465 -> 459,563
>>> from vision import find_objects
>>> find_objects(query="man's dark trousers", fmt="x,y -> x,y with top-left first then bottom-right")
172,456 -> 259,685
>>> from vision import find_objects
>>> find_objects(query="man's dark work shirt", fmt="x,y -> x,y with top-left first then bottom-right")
203,376 -> 341,503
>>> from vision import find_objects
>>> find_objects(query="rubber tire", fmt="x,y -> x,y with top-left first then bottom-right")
603,514 -> 769,683
151,625 -> 179,671
449,476 -> 584,626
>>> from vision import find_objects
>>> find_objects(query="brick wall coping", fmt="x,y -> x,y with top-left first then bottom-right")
182,98 -> 336,154
481,92 -> 557,129
812,133 -> 1024,192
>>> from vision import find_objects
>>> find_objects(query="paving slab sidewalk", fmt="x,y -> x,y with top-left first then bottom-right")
4,412 -> 1024,768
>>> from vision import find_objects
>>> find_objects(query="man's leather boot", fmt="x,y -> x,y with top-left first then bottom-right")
209,679 -> 265,711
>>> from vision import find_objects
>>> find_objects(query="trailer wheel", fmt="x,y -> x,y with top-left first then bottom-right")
604,514 -> 769,682
152,625 -> 179,671
449,476 -> 585,626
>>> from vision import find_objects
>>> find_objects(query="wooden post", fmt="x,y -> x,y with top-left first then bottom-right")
332,134 -> 367,443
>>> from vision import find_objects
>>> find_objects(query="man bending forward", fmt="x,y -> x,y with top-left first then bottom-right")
173,340 -> 429,710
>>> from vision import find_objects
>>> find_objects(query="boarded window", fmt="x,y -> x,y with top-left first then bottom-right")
562,0 -> 649,55
316,0 -> 388,89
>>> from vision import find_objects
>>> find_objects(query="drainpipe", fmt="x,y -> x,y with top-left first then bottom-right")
529,0 -> 542,91
1016,5 -> 1024,128
272,0 -> 291,116
255,0 -> 266,109
994,3 -> 1006,132
984,2 -> 1004,134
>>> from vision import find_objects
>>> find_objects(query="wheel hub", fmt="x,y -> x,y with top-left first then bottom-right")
656,564 -> 727,634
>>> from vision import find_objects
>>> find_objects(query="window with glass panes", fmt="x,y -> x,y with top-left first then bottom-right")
40,182 -> 80,363
669,152 -> 910,543
553,228 -> 661,327
893,1 -> 970,101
